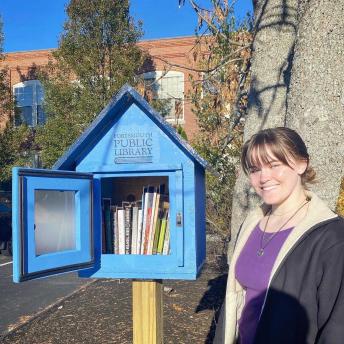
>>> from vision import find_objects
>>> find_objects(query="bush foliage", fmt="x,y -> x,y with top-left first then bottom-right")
185,1 -> 252,236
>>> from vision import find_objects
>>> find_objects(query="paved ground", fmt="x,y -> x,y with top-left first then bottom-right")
0,268 -> 227,344
0,237 -> 228,343
0,254 -> 93,336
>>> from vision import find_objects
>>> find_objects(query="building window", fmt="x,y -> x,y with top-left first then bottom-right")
13,80 -> 46,127
142,71 -> 184,123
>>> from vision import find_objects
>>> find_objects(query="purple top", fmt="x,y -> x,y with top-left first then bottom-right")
235,223 -> 293,344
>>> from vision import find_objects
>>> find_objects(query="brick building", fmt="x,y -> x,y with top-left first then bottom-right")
1,36 -> 201,138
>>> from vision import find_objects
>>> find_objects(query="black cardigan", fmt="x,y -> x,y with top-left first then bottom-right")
255,216 -> 344,343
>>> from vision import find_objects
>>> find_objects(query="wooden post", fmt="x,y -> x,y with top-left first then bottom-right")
132,280 -> 163,344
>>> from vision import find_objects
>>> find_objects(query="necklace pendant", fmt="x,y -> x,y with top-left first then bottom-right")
257,248 -> 264,256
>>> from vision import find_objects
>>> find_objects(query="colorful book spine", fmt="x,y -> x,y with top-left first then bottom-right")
123,202 -> 132,254
102,184 -> 170,256
112,206 -> 119,254
140,186 -> 148,254
152,210 -> 163,255
136,208 -> 143,254
157,216 -> 167,254
162,213 -> 170,255
147,191 -> 160,254
131,204 -> 139,254
142,186 -> 155,254
117,208 -> 125,254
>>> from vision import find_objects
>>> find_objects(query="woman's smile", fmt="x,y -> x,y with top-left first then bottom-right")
248,152 -> 307,212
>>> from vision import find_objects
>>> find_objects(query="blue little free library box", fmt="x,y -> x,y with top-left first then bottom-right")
12,84 -> 209,283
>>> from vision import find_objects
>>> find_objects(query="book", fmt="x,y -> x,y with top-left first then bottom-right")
152,209 -> 163,255
139,186 -> 148,254
162,212 -> 170,255
103,198 -> 113,254
157,200 -> 170,254
102,183 -> 170,256
147,191 -> 160,254
157,212 -> 168,254
112,206 -> 119,254
117,207 -> 125,254
131,201 -> 141,255
136,208 -> 143,254
150,188 -> 166,254
142,186 -> 155,254
123,202 -> 132,254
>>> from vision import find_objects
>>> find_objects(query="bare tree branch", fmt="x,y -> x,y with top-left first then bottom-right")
187,0 -> 246,47
151,52 -> 247,74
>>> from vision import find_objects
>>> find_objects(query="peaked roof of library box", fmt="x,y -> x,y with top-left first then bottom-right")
53,84 -> 209,171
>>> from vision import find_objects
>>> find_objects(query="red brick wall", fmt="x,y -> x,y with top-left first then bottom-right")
1,36 -> 201,139
138,37 -> 200,138
4,49 -> 52,85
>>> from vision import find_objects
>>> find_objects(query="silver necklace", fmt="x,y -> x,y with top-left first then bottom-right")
257,198 -> 310,257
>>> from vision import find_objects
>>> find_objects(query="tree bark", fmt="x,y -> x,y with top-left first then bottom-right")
230,0 -> 344,256
286,0 -> 344,210
230,0 -> 298,253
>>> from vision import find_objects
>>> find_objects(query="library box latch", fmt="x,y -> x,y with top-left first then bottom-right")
176,212 -> 183,227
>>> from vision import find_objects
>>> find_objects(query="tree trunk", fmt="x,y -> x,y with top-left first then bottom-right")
286,0 -> 344,210
230,0 -> 298,253
230,0 -> 344,256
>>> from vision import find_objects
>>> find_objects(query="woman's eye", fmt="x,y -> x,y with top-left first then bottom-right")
271,163 -> 281,168
249,167 -> 260,173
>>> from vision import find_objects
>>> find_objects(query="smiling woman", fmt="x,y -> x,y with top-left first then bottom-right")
214,127 -> 344,344
242,128 -> 313,221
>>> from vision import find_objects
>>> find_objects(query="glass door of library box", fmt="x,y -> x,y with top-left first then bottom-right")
12,168 -> 96,283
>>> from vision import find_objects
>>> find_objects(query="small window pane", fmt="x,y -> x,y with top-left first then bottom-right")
13,81 -> 46,127
37,105 -> 46,125
143,73 -> 184,120
15,106 -> 33,126
36,85 -> 44,105
14,86 -> 34,107
34,190 -> 76,256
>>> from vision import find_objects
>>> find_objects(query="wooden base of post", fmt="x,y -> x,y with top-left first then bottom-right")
132,280 -> 163,344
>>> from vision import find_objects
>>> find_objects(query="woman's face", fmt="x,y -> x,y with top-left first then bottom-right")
248,147 -> 307,207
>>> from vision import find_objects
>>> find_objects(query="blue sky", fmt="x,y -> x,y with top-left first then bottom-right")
0,0 -> 252,53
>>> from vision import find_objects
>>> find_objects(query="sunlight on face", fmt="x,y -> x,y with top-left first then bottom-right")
248,146 -> 307,207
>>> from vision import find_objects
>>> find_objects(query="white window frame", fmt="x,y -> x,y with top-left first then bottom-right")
141,71 -> 185,124
13,80 -> 45,127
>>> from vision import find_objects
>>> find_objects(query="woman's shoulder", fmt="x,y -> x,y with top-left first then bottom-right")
309,215 -> 344,250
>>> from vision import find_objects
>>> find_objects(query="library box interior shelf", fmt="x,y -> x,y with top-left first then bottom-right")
12,84 -> 208,283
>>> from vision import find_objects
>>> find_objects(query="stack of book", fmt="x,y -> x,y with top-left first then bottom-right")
102,185 -> 170,255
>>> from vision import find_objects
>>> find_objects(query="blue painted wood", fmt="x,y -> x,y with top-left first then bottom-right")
75,163 -> 182,173
12,84 -> 209,282
175,170 -> 184,267
53,84 -> 208,171
12,168 -> 95,282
